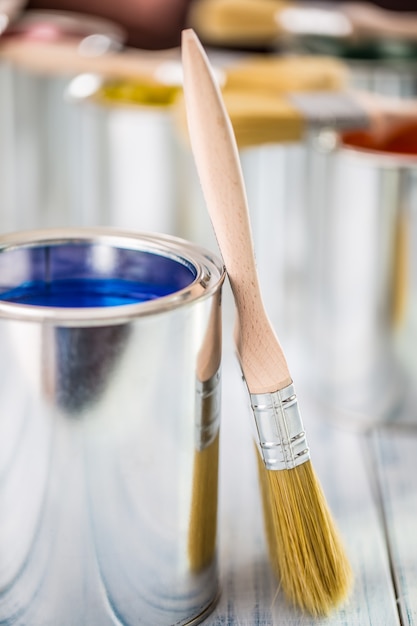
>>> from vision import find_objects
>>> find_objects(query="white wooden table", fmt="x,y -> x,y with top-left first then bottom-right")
204,297 -> 416,625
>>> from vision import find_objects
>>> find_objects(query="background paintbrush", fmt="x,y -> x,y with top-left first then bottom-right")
181,27 -> 352,616
174,67 -> 417,150
0,35 -> 180,81
189,0 -> 417,49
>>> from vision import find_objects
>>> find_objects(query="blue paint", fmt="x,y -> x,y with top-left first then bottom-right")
0,278 -> 177,307
0,243 -> 197,308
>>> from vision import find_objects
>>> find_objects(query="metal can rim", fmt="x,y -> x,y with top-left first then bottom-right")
0,227 -> 225,326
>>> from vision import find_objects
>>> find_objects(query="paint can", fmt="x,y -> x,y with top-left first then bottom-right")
190,82 -> 417,427
0,11 -> 125,232
288,122 -> 417,427
347,58 -> 417,98
0,227 -> 225,625
62,48 -> 241,237
64,72 -> 183,235
293,35 -> 417,98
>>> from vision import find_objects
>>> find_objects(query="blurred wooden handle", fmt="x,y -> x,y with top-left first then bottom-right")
0,36 -> 181,81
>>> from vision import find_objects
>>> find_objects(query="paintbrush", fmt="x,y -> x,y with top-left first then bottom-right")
0,34 -> 180,82
181,28 -> 352,616
174,82 -> 417,149
189,0 -> 417,49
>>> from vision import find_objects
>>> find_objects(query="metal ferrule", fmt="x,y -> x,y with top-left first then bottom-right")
288,91 -> 370,132
249,383 -> 310,471
195,369 -> 221,450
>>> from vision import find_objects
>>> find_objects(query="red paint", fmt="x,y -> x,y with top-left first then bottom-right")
342,123 -> 417,156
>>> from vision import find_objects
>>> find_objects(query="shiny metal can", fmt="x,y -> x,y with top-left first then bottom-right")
290,33 -> 417,98
300,124 -> 417,427
0,227 -> 225,625
0,11 -> 125,234
238,120 -> 417,428
348,57 -> 417,99
64,75 -> 182,234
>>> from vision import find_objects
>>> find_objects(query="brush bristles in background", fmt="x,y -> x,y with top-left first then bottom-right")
256,451 -> 353,616
392,210 -> 408,328
188,434 -> 219,572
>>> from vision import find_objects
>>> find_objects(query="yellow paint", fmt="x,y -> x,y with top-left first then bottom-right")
225,55 -> 348,94
97,80 -> 180,108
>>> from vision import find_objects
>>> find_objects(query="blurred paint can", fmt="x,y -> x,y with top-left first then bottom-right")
65,70 -> 183,234
0,10 -> 125,231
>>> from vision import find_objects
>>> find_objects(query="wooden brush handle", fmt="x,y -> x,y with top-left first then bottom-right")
342,2 -> 417,40
181,28 -> 291,394
0,36 -> 180,81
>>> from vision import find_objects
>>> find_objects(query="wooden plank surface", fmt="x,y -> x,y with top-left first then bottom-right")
372,426 -> 417,626
204,319 -> 400,625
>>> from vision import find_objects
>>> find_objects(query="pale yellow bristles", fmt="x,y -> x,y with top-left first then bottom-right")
188,434 -> 219,572
256,450 -> 353,616
392,210 -> 408,328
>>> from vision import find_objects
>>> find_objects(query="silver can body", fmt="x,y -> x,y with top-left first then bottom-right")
0,228 -> 225,625
301,132 -> 406,424
238,129 -> 417,427
3,67 -> 84,231
290,37 -> 417,98
348,58 -> 417,98
287,131 -> 417,426
0,12 -> 125,235
1,70 -> 183,236
67,92 -> 181,235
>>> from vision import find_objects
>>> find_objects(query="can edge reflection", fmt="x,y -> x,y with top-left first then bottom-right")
0,227 -> 226,326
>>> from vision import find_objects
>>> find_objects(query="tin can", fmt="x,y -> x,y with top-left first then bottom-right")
65,74 -> 183,234
0,227 -> 225,625
216,97 -> 417,427
348,57 -> 417,98
0,11 -> 125,233
294,123 -> 417,427
295,38 -> 417,98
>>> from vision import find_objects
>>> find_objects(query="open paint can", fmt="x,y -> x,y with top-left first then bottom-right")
0,228 -> 225,625
64,72 -> 183,235
298,121 -> 417,427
